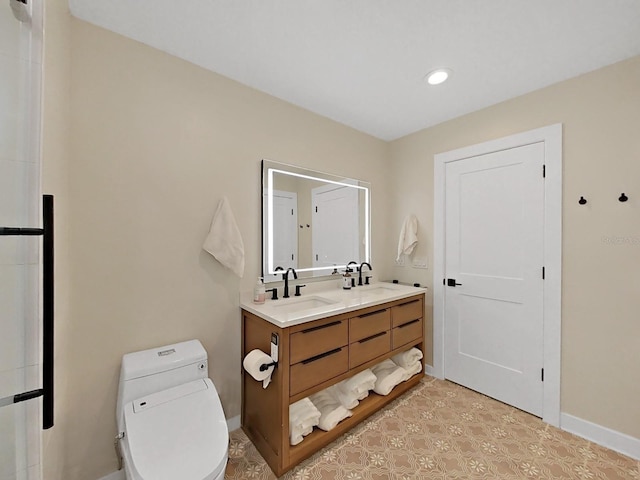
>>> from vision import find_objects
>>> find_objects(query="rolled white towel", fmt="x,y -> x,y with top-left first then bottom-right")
372,359 -> 408,396
331,383 -> 359,409
401,360 -> 423,381
310,389 -> 353,431
391,348 -> 423,369
290,397 -> 320,425
356,389 -> 371,401
289,398 -> 320,445
290,424 -> 314,446
348,369 -> 377,397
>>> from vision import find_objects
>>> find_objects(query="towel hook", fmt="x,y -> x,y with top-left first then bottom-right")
578,196 -> 587,205
619,193 -> 628,202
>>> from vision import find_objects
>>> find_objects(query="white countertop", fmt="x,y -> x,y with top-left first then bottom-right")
240,281 -> 426,327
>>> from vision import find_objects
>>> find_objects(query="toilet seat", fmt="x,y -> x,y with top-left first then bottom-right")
123,378 -> 228,480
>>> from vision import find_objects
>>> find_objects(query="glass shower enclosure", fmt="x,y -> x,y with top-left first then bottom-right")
0,1 -> 49,479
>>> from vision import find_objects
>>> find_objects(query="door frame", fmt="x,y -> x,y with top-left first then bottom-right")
433,124 -> 562,426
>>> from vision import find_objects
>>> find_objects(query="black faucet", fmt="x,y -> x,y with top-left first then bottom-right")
282,267 -> 297,298
358,262 -> 372,286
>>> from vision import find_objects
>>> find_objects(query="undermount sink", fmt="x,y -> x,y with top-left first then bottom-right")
358,285 -> 398,296
272,295 -> 338,314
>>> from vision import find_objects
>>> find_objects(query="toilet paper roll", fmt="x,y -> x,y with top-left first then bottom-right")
243,349 -> 275,388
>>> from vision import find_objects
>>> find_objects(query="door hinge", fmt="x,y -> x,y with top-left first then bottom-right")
543,164 -> 546,178
542,266 -> 545,280
541,368 -> 544,382
315,206 -> 318,213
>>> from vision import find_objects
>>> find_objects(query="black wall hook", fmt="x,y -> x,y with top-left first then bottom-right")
619,193 -> 628,202
578,196 -> 587,205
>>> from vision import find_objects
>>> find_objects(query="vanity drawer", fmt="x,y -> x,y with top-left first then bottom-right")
349,330 -> 390,369
349,308 -> 390,342
290,347 -> 348,396
290,319 -> 348,365
391,297 -> 423,327
392,318 -> 423,349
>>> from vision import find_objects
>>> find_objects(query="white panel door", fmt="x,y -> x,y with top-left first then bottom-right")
265,190 -> 297,281
312,185 -> 359,272
444,142 -> 545,416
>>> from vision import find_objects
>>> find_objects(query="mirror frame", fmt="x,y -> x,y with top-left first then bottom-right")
262,159 -> 371,283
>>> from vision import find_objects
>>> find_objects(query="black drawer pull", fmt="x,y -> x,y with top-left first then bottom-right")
301,320 -> 342,334
358,309 -> 387,318
302,348 -> 342,364
398,299 -> 419,307
398,319 -> 420,328
358,331 -> 387,343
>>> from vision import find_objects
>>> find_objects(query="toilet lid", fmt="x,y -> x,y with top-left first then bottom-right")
124,378 -> 228,480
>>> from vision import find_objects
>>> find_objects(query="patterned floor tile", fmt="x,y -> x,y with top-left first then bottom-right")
226,377 -> 640,479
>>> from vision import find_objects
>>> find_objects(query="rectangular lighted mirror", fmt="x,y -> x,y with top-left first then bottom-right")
262,160 -> 371,283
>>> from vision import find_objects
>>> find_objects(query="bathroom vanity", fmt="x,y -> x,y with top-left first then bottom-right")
240,283 -> 425,476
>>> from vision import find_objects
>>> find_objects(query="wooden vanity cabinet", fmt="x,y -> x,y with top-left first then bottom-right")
241,293 -> 425,477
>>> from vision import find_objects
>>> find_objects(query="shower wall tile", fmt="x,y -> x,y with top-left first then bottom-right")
0,160 -> 39,228
0,264 -> 40,375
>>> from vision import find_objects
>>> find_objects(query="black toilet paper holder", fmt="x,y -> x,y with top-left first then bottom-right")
259,361 -> 277,371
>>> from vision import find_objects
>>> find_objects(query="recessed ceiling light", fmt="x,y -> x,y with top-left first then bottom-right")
425,68 -> 452,85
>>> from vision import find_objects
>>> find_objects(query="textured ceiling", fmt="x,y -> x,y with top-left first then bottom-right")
69,0 -> 640,141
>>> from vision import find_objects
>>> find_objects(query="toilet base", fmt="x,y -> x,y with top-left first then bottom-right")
123,450 -> 227,480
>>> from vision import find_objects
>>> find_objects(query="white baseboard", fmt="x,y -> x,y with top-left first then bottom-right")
97,470 -> 124,480
560,413 -> 640,460
227,414 -> 241,432
425,364 -> 435,377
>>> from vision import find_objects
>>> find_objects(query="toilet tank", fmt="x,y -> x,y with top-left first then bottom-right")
117,340 -> 209,431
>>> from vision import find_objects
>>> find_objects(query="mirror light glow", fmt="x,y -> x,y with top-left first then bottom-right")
263,161 -> 371,278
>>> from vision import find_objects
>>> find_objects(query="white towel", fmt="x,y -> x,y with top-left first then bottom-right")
289,398 -> 321,445
396,214 -> 418,261
391,348 -> 423,369
372,359 -> 408,396
337,369 -> 377,402
329,383 -> 359,410
401,360 -> 423,381
290,398 -> 321,425
310,389 -> 352,431
203,196 -> 245,277
290,424 -> 313,446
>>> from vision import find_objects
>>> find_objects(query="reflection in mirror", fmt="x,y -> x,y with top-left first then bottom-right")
262,160 -> 371,284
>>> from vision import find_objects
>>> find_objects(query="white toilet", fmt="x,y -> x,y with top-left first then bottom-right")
116,340 -> 229,480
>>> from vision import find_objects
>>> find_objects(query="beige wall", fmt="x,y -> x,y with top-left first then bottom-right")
389,55 -> 640,439
41,0 -> 72,478
45,18 -> 390,480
